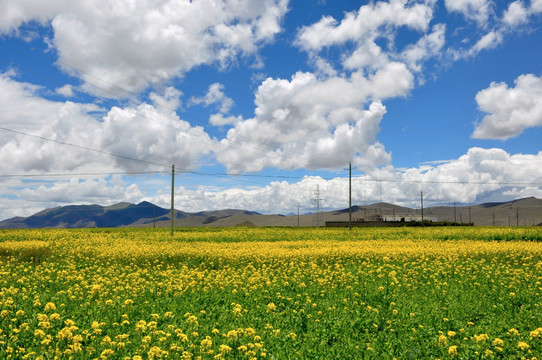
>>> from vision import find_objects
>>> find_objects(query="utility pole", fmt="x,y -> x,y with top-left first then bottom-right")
314,185 -> 323,227
420,191 -> 424,226
349,162 -> 352,230
171,164 -> 175,236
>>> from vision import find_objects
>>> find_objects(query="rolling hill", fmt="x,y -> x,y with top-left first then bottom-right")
1,197 -> 541,229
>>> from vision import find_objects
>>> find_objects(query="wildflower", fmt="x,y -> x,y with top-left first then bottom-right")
517,341 -> 530,350
493,338 -> 504,347
44,302 -> 56,312
267,303 -> 276,312
201,337 -> 212,347
484,349 -> 494,357
509,328 -> 520,336
219,345 -> 232,353
438,335 -> 447,346
474,334 -> 489,342
448,345 -> 458,357
232,304 -> 243,316
447,331 -> 456,337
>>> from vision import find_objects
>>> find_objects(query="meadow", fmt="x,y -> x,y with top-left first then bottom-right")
0,227 -> 541,359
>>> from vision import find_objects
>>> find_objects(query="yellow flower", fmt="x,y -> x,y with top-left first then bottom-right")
474,334 -> 489,342
492,338 -> 504,346
219,345 -> 232,353
267,303 -> 276,312
517,341 -> 530,351
448,345 -> 458,357
509,328 -> 520,336
44,302 -> 56,312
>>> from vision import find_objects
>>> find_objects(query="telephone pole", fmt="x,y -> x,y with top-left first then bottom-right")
349,162 -> 352,230
420,191 -> 424,226
171,164 -> 175,236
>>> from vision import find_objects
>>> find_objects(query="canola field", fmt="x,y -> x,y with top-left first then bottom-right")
1,227 -> 542,360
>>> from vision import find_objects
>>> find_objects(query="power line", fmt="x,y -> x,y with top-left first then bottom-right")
0,126 -> 170,169
0,171 -> 168,179
0,40 -> 336,164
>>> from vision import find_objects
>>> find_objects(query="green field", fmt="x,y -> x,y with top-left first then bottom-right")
1,227 -> 541,359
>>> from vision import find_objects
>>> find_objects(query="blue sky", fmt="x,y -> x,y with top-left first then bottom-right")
1,0 -> 542,220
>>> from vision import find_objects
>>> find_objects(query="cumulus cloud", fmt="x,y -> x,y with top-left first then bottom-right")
401,24 -> 446,72
503,1 -> 529,26
472,73 -> 542,139
19,176 -> 143,203
444,0 -> 492,26
3,147 -> 542,220
1,0 -> 289,94
212,0 -> 447,174
0,72 -> 215,173
295,0 -> 433,52
152,147 -> 542,214
55,84 -> 74,97
190,83 -> 234,114
214,66 -> 415,173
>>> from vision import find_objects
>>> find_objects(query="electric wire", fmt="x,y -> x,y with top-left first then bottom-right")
2,40 -> 542,192
0,126 -> 170,169
1,39 -> 322,162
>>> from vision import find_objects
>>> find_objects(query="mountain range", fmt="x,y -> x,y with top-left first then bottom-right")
1,197 -> 541,229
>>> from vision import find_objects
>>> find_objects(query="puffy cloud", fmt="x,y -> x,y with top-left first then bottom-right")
214,65 -> 416,173
401,24 -> 446,72
55,84 -> 74,97
190,83 -> 234,114
157,148 -> 542,214
532,0 -> 542,13
444,0 -> 492,26
149,87 -> 183,112
472,74 -> 542,139
503,1 -> 529,26
19,176 -> 143,203
295,0 -> 433,52
3,147 -> 542,219
0,0 -> 71,33
1,0 -> 289,94
0,73 -> 215,173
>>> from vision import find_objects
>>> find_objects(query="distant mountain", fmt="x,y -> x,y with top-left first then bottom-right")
0,201 -> 172,229
1,197 -> 541,228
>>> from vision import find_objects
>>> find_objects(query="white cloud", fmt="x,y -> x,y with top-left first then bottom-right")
190,83 -> 234,114
19,177 -> 143,204
401,24 -> 446,72
214,64 -> 416,173
0,0 -> 71,33
55,84 -> 74,97
154,147 -> 542,214
149,87 -> 183,112
503,1 -> 529,26
3,147 -> 542,220
444,0 -> 492,26
1,0 -> 289,94
0,73 -> 216,173
532,0 -> 542,13
472,73 -> 542,139
295,0 -> 433,52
